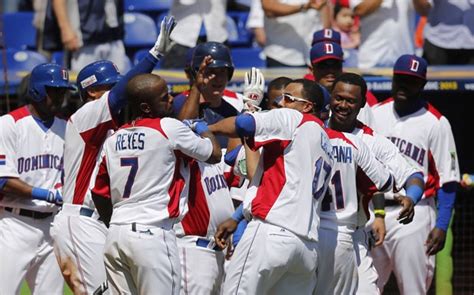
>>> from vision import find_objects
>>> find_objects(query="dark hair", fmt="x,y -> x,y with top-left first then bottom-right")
332,72 -> 367,103
289,79 -> 324,113
334,0 -> 350,19
268,76 -> 292,91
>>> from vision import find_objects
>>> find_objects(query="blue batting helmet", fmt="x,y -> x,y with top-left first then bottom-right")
192,42 -> 234,80
29,63 -> 75,102
77,60 -> 122,96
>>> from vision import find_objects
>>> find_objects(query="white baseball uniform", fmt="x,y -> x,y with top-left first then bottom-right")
371,99 -> 460,294
223,108 -> 334,295
52,92 -> 116,294
174,159 -> 234,295
0,106 -> 65,294
350,121 -> 421,294
92,117 -> 214,295
315,129 -> 393,295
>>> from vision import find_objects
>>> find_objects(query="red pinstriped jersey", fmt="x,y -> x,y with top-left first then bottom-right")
174,160 -> 234,240
62,92 -> 116,209
320,129 -> 392,233
0,106 -> 65,212
372,99 -> 460,199
244,108 -> 334,242
92,117 -> 213,226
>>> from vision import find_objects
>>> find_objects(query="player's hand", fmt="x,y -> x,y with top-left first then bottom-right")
182,119 -> 209,135
194,56 -> 216,92
426,227 -> 447,255
309,0 -> 327,10
371,216 -> 386,247
394,195 -> 415,224
47,189 -> 63,206
215,218 -> 239,249
243,67 -> 265,112
149,15 -> 177,59
60,26 -> 80,51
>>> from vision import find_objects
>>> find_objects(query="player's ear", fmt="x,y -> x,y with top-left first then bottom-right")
140,102 -> 151,115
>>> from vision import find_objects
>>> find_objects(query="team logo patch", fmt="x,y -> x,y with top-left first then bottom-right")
0,154 -> 6,165
62,69 -> 68,80
81,75 -> 98,89
324,29 -> 332,38
325,43 -> 334,54
410,60 -> 419,72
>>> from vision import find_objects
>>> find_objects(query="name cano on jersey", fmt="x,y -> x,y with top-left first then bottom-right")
18,154 -> 63,174
387,136 -> 425,165
115,132 -> 145,151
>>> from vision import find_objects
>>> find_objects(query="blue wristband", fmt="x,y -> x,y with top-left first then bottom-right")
231,204 -> 245,222
31,187 -> 50,201
0,177 -> 8,190
232,219 -> 248,248
195,121 -> 209,135
405,185 -> 424,205
435,183 -> 456,231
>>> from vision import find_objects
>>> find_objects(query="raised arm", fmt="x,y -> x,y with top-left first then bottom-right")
108,16 -> 177,114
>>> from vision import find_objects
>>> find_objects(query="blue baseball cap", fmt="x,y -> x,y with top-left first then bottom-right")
310,42 -> 344,64
312,29 -> 341,45
393,54 -> 427,80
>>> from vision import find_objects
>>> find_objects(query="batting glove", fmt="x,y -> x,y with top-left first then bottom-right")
243,67 -> 265,112
183,119 -> 209,135
149,15 -> 177,59
31,187 -> 63,206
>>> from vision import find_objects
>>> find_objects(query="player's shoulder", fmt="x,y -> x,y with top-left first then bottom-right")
222,89 -> 244,110
423,102 -> 446,122
372,97 -> 394,111
355,120 -> 374,136
326,128 -> 358,148
73,92 -> 110,118
5,105 -> 30,123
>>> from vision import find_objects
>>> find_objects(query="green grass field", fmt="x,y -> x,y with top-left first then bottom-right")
21,281 -> 73,295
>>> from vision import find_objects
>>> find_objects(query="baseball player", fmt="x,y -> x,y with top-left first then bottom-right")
170,57 -> 237,295
210,82 -> 334,294
51,16 -> 177,294
175,41 -> 245,148
327,72 -> 425,294
0,63 -> 74,294
308,38 -> 376,126
91,73 -> 222,294
370,55 -> 460,294
308,28 -> 379,108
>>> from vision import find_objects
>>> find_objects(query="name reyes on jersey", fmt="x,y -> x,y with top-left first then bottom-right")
115,132 -> 145,151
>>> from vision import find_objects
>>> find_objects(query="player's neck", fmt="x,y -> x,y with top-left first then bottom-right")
394,99 -> 425,117
328,118 -> 355,133
28,104 -> 54,123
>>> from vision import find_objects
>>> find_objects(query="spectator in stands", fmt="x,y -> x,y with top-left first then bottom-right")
332,1 -> 359,50
349,0 -> 431,68
423,1 -> 474,65
261,0 -> 330,67
246,0 -> 266,47
43,0 -> 127,73
161,0 -> 228,69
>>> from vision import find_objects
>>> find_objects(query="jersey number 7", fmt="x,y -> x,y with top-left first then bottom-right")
120,157 -> 138,198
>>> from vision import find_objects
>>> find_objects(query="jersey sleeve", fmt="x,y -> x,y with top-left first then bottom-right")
70,92 -> 117,147
372,133 -> 420,191
0,116 -> 20,178
349,134 -> 393,196
162,118 -> 214,162
430,117 -> 460,186
91,154 -> 111,199
247,108 -> 301,151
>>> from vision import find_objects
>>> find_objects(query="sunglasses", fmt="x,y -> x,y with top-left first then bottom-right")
276,93 -> 313,104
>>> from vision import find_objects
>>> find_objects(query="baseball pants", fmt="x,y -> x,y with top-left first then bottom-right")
223,219 -> 318,295
0,208 -> 63,295
353,227 -> 380,295
314,228 -> 358,295
104,223 -> 181,295
370,197 -> 436,295
52,204 -> 108,295
177,236 -> 225,295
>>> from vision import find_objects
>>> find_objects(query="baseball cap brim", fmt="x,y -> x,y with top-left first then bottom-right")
393,70 -> 426,80
95,74 -> 123,87
311,55 -> 344,64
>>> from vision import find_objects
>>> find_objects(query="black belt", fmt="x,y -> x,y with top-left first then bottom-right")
384,199 -> 400,207
4,207 -> 53,219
